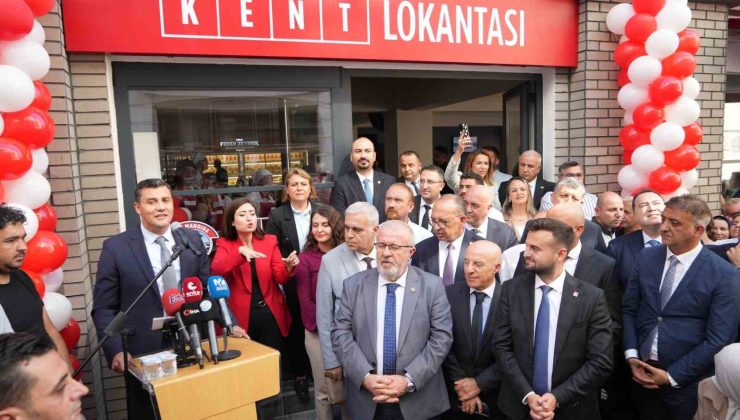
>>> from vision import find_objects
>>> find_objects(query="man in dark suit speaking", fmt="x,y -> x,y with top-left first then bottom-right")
492,218 -> 613,420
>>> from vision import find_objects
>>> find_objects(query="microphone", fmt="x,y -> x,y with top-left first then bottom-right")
171,222 -> 202,256
161,289 -> 190,343
198,298 -> 223,364
182,277 -> 204,302
181,278 -> 205,368
206,276 -> 234,336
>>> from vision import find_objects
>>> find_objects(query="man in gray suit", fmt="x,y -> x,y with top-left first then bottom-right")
332,220 -> 453,420
317,202 -> 379,409
463,185 -> 518,251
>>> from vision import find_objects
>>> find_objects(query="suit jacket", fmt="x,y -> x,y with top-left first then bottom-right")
443,281 -> 504,414
92,226 -> 210,365
707,240 -> 738,265
331,170 -> 396,221
492,273 -> 613,420
211,235 -> 292,336
606,230 -> 647,291
498,177 -> 555,211
479,217 -> 518,251
520,220 -> 607,254
409,195 -> 423,226
331,266 -> 453,420
265,202 -> 317,257
622,245 -> 740,386
412,229 -> 481,285
316,243 -> 363,369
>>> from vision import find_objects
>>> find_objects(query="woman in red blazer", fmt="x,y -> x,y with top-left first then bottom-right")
212,197 -> 299,353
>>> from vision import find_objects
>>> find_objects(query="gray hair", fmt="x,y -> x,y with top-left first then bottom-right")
345,201 -> 379,226
520,150 -> 542,165
554,178 -> 586,199
665,194 -> 711,227
379,220 -> 415,246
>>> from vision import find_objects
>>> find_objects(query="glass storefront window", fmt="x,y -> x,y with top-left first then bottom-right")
128,90 -> 334,230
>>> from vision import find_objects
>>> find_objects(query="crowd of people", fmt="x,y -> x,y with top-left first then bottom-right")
0,135 -> 739,420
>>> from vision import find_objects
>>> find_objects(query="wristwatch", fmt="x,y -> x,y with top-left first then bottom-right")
404,373 -> 416,393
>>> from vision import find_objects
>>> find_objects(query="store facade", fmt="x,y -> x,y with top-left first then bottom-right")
39,0 -> 732,417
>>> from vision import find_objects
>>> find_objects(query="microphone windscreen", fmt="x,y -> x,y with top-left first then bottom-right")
207,276 -> 231,299
161,289 -> 185,316
180,301 -> 205,325
182,277 -> 204,303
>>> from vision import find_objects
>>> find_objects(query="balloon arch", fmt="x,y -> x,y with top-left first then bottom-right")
1,0 -> 80,369
607,0 -> 702,198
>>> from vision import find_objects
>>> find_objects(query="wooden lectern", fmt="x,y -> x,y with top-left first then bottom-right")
133,339 -> 280,420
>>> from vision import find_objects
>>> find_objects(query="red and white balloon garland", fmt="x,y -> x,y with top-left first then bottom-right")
0,0 -> 80,361
607,0 -> 702,198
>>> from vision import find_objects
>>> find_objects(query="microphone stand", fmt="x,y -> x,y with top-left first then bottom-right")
74,245 -> 186,378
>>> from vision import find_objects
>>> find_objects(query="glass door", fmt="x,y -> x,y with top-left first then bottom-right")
502,81 -> 538,174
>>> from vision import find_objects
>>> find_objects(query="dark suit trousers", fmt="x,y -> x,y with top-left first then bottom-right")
632,379 -> 699,420
374,403 -> 404,420
284,280 -> 310,377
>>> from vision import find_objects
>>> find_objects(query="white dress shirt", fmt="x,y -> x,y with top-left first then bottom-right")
408,220 -> 433,244
376,270 -> 408,375
466,218 -> 489,239
140,224 -> 181,297
357,171 -> 374,198
292,202 -> 312,251
533,271 -> 566,393
563,241 -> 582,276
355,247 -> 377,271
405,177 -> 420,196
528,179 -> 537,198
469,282 -> 496,331
500,243 -> 527,282
420,199 -> 435,231
0,305 -> 13,334
642,230 -> 662,246
438,233 -> 466,279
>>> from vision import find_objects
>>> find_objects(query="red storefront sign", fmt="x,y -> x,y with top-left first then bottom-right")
62,0 -> 577,67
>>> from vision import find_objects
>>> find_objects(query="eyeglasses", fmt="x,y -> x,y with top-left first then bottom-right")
375,242 -> 414,252
429,217 -> 458,228
419,179 -> 443,185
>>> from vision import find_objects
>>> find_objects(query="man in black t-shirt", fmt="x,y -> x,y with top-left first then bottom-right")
0,205 -> 70,365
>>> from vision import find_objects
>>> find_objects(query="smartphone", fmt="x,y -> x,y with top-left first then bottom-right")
457,123 -> 476,153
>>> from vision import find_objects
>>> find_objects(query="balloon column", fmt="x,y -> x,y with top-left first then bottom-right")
607,0 -> 701,198
0,0 -> 77,349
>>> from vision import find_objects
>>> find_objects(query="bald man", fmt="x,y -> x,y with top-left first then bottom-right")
332,137 -> 396,221
498,151 -> 555,210
463,185 -> 517,251
594,192 -> 625,246
443,241 -> 505,419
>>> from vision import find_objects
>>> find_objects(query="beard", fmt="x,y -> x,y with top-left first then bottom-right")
379,262 -> 408,282
524,259 -> 556,278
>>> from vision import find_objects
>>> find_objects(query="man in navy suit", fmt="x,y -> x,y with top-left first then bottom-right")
607,189 -> 665,292
331,137 -> 396,221
498,151 -> 555,210
412,195 -> 480,285
623,195 -> 740,420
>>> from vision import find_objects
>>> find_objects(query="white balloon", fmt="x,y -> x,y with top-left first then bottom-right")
5,203 -> 39,241
681,168 -> 699,189
606,3 -> 636,35
663,187 -> 690,200
0,38 -> 51,81
43,292 -> 73,330
0,114 -> 4,136
41,268 -> 64,293
620,189 -> 634,200
628,56 -> 663,87
656,4 -> 692,32
682,77 -> 701,100
0,65 -> 35,112
667,0 -> 688,5
2,171 -> 51,209
31,149 -> 49,174
645,29 -> 679,59
618,83 -> 649,111
650,122 -> 686,151
28,20 -> 46,45
631,145 -> 666,173
618,165 -> 649,193
665,97 -> 700,126
624,110 -> 634,125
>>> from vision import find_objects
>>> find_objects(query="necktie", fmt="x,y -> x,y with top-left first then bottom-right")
412,182 -> 420,196
472,292 -> 486,355
383,283 -> 399,375
363,178 -> 373,203
421,205 -> 431,230
471,228 -> 482,238
533,286 -> 551,395
647,239 -> 660,247
362,256 -> 374,270
154,236 -> 179,291
639,256 -> 680,360
442,243 -> 455,286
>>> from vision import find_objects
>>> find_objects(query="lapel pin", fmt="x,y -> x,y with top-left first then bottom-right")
573,290 -> 580,298
410,287 -> 417,293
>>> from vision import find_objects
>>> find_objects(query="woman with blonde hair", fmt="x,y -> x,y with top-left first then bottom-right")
445,138 -> 503,210
502,176 -> 537,240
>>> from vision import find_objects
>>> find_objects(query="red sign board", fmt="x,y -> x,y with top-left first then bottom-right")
62,0 -> 577,67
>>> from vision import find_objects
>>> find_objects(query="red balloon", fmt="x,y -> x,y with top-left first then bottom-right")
664,145 -> 700,171
0,183 -> 4,201
24,0 -> 54,16
69,355 -> 82,381
31,81 -> 52,111
633,0 -> 666,15
173,207 -> 189,222
683,122 -> 703,145
677,29 -> 701,55
34,203 -> 58,231
619,125 -> 651,151
662,51 -> 696,79
625,14 -> 657,44
617,68 -> 630,87
1,107 -> 55,149
648,166 -> 682,194
615,41 -> 647,69
59,319 -> 81,351
622,149 -> 633,165
22,231 -> 68,274
633,103 -> 665,131
649,76 -> 683,107
0,137 -> 33,180
0,0 -> 34,41
25,269 -> 45,298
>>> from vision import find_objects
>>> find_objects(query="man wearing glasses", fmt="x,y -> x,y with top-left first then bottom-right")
412,195 -> 480,285
409,165 -> 447,231
332,220 -> 453,420
539,161 -> 597,218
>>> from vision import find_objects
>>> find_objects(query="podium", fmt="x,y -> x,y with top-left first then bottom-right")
130,339 -> 280,420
